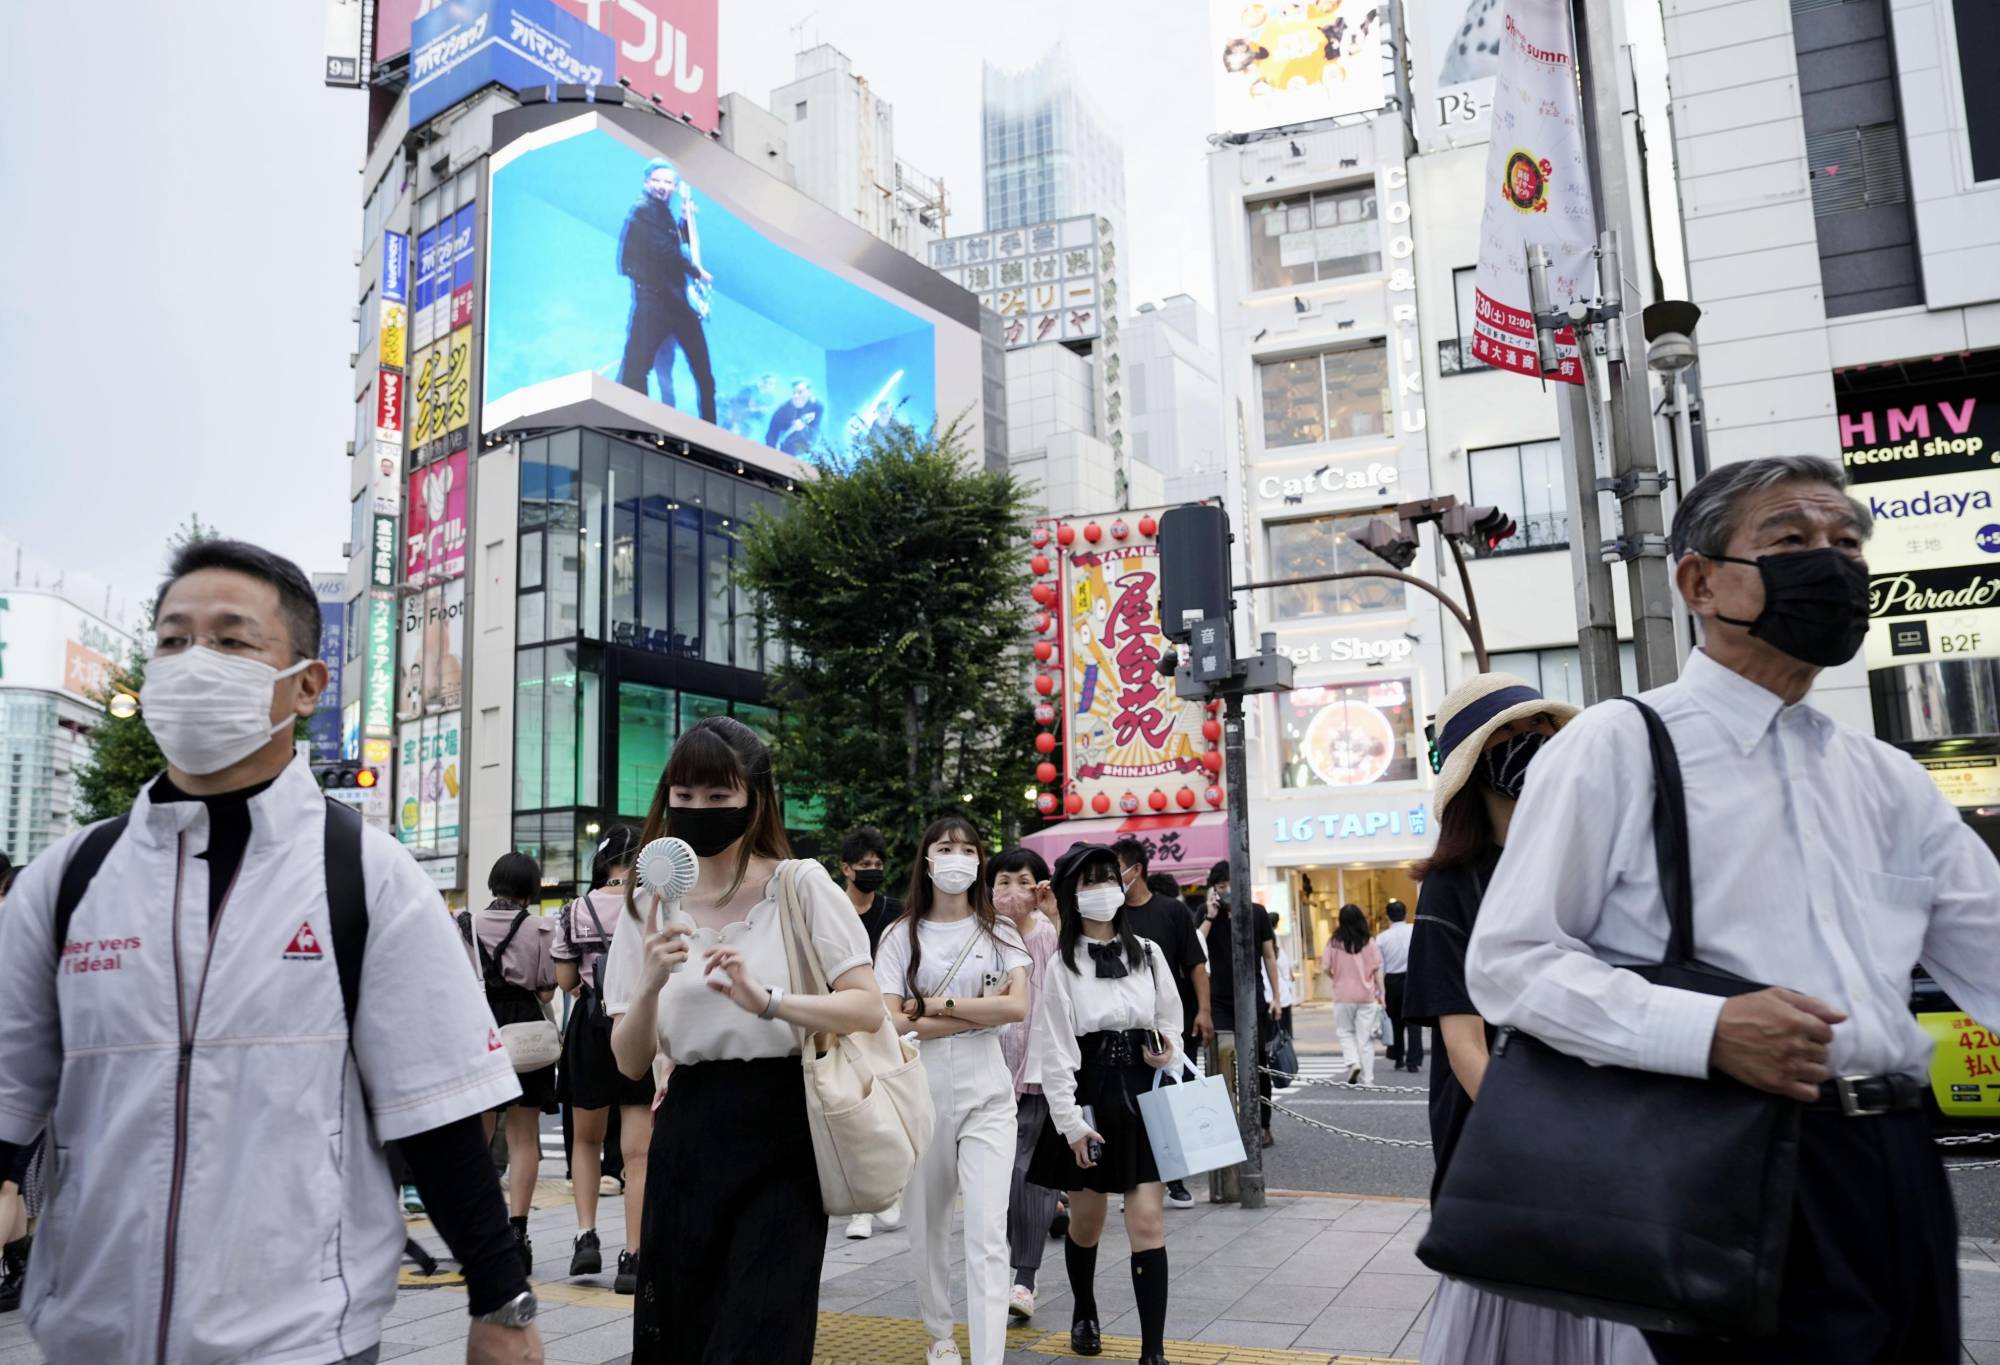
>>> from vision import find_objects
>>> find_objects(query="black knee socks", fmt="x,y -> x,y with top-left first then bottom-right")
1131,1246 -> 1168,1355
1064,1236 -> 1098,1323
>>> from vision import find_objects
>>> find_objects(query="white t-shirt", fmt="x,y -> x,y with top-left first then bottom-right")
873,914 -> 1031,1033
601,859 -> 872,1066
1376,920 -> 1413,976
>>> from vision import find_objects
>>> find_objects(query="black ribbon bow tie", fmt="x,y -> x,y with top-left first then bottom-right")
1087,941 -> 1130,979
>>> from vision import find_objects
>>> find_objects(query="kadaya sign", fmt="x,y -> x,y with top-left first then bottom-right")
1840,376 -> 2000,670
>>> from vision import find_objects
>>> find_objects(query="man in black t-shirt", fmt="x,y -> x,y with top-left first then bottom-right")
838,826 -> 902,955
1198,861 -> 1281,1146
1113,840 -> 1212,1208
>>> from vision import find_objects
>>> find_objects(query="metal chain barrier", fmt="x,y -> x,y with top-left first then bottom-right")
1265,1099 -> 1433,1149
1259,1064 -> 1428,1096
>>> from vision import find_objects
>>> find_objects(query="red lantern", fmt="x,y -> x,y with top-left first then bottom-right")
1138,515 -> 1158,538
1037,792 -> 1060,816
1148,789 -> 1169,812
1205,785 -> 1223,808
1034,613 -> 1054,634
1202,719 -> 1222,743
1033,640 -> 1054,663
1034,673 -> 1055,696
1202,750 -> 1224,773
1092,793 -> 1112,815
1176,787 -> 1197,809
1084,522 -> 1103,543
1111,519 -> 1129,541
1066,793 -> 1085,815
1119,791 -> 1140,815
1031,554 -> 1051,576
1031,583 -> 1055,607
1057,525 -> 1076,546
1036,761 -> 1058,784
1034,702 -> 1057,726
1035,731 -> 1057,754
1031,526 -> 1050,549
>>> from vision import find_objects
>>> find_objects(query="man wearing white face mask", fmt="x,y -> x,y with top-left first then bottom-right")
0,540 -> 541,1365
875,817 -> 1031,1365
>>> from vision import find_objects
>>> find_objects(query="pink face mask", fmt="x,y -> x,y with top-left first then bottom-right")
992,885 -> 1034,919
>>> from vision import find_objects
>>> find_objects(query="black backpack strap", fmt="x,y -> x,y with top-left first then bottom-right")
321,797 -> 369,1033
1611,697 -> 1694,966
483,907 -> 531,989
53,815 -> 129,955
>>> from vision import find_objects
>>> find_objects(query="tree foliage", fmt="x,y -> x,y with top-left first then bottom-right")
738,422 -> 1039,869
74,515 -> 217,823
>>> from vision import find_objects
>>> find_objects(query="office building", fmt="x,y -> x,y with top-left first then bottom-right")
982,45 -> 1128,238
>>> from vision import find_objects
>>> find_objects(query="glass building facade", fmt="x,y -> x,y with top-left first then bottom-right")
981,47 -> 1127,236
513,430 -> 792,893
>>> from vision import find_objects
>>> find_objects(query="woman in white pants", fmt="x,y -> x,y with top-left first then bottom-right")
1320,903 -> 1384,1087
875,815 -> 1031,1365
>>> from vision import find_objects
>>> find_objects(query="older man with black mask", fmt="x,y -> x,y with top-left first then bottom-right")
1467,456 -> 2000,1364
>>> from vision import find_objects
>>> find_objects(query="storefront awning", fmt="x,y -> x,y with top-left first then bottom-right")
1020,812 -> 1229,884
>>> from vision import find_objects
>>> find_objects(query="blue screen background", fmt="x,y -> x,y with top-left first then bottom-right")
486,126 -> 937,461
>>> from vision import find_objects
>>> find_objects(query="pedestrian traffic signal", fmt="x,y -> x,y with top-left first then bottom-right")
1442,504 -> 1518,555
315,763 -> 380,790
1354,519 -> 1419,571
1159,504 -> 1234,642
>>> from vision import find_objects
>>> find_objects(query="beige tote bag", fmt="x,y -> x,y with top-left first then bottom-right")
774,860 -> 936,1217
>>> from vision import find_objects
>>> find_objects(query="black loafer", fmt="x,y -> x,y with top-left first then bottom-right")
1071,1319 -> 1102,1356
1137,1356 -> 1171,1365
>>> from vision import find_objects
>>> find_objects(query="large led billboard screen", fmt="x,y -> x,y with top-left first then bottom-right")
485,111 -> 979,475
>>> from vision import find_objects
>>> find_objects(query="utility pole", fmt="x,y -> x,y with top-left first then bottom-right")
1219,688 -> 1265,1209
1569,0 -> 1678,690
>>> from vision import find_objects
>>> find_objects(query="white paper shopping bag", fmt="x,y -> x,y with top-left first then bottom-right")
1137,1062 -> 1247,1182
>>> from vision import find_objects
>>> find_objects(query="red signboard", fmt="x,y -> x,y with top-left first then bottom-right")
375,368 -> 405,442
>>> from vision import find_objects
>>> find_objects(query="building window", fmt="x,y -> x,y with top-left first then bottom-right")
1246,185 -> 1381,291
1806,124 -> 1909,216
1266,514 -> 1408,621
1275,675 -> 1419,790
794,100 -> 808,119
616,682 -> 675,816
1259,342 -> 1390,449
1488,645 -> 1638,708
1467,439 -> 1568,554
1440,266 -> 1489,375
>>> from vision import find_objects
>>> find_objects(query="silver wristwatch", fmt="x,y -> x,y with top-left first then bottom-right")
477,1289 -> 539,1328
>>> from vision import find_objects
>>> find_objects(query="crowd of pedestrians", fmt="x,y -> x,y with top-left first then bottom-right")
4,449 -> 2000,1365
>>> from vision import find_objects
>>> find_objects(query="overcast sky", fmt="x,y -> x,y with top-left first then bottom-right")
0,1 -> 1673,613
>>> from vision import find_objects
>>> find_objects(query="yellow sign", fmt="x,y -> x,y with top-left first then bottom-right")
378,302 -> 408,372
1918,1011 -> 2000,1117
1920,754 -> 2000,808
410,341 -> 443,448
411,327 -> 473,457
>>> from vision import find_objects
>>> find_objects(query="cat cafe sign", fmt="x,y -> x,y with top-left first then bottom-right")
1257,462 -> 1400,509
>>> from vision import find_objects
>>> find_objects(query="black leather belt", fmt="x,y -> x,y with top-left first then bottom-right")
1079,1029 -> 1155,1068
1809,1074 -> 1927,1116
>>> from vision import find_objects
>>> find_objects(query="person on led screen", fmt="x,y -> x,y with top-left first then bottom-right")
618,158 -> 718,422
765,378 -> 825,457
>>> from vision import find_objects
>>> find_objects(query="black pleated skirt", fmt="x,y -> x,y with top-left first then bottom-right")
1027,1052 -> 1162,1196
488,990 -> 558,1112
557,994 -> 657,1110
633,1055 -> 827,1363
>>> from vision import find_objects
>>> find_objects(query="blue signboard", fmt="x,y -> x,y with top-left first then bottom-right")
312,597 -> 347,764
382,230 -> 409,305
408,0 -> 615,127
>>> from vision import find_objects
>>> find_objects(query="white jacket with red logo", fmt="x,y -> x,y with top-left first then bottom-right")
0,757 -> 521,1364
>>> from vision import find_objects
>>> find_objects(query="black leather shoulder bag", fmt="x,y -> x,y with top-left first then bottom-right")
1415,696 -> 1800,1339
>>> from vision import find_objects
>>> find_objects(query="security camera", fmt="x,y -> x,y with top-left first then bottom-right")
1643,300 -> 1702,375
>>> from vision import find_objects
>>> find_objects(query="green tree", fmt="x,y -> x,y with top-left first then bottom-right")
74,515 -> 217,822
738,422 -> 1039,868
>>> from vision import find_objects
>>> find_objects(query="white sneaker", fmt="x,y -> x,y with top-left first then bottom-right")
925,1341 -> 963,1365
599,1175 -> 622,1196
1008,1284 -> 1036,1320
874,1201 -> 905,1232
845,1213 -> 875,1240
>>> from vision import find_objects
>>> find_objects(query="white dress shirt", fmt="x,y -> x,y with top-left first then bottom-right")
1376,920 -> 1413,976
1027,939 -> 1185,1141
1466,649 -> 2000,1082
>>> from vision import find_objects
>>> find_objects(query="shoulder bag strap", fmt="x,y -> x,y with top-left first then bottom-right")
776,861 -> 829,995
1611,696 -> 1695,966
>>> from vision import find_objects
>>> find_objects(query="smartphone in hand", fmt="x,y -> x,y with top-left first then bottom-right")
1080,1104 -> 1103,1164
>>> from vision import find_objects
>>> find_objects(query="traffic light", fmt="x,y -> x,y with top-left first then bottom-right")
315,763 -> 380,790
1442,504 -> 1518,555
1353,518 -> 1419,570
1158,504 -> 1234,642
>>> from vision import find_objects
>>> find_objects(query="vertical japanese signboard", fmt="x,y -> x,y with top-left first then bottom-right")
398,712 -> 463,856
1057,512 -> 1213,815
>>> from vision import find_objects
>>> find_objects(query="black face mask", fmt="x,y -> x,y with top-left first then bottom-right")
1478,729 -> 1547,800
852,868 -> 885,894
1708,548 -> 1871,668
667,805 -> 753,859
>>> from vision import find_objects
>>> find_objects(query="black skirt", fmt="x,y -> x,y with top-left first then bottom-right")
634,1055 -> 827,1363
1028,1030 -> 1163,1196
488,989 -> 558,1112
558,991 -> 657,1110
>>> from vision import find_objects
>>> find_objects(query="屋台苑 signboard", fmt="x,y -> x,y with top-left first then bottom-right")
409,0 -> 616,127
1057,513 -> 1213,815
1841,375 -> 2000,670
1208,0 -> 1388,136
929,216 -> 1104,349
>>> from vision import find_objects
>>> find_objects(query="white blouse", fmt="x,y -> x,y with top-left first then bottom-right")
1027,937 -> 1185,1142
602,859 -> 873,1066
873,914 -> 1031,1035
